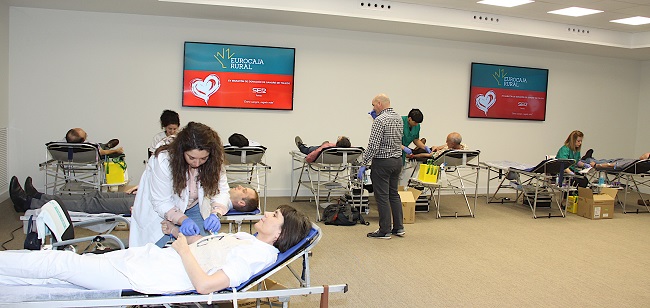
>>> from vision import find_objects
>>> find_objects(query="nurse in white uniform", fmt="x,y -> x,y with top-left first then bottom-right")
131,122 -> 231,248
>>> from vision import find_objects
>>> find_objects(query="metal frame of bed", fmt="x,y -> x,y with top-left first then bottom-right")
224,145 -> 271,212
408,150 -> 481,218
595,159 -> 650,214
482,159 -> 576,219
0,223 -> 348,307
290,147 -> 364,220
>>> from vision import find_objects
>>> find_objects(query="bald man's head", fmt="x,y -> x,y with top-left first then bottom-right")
371,93 -> 391,113
446,132 -> 462,149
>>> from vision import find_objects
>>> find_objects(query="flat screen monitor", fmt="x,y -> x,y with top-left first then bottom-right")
468,62 -> 548,121
182,42 -> 295,110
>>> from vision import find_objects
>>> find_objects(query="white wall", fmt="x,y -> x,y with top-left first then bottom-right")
635,61 -> 650,155
1,0 -> 9,199
8,8 -> 643,196
0,0 -> 7,127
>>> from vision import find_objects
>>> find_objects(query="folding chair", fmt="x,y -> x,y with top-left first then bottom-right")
40,142 -> 104,195
224,145 -> 270,211
290,147 -> 364,220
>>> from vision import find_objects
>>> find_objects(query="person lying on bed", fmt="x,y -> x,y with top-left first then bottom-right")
406,132 -> 468,160
577,149 -> 644,170
294,135 -> 352,163
8,176 -> 259,215
0,205 -> 310,295
225,133 -> 261,147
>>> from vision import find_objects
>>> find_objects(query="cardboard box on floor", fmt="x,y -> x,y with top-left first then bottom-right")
221,279 -> 288,308
577,187 -> 617,220
398,186 -> 423,224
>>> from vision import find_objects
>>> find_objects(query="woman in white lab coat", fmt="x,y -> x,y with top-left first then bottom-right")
130,122 -> 230,247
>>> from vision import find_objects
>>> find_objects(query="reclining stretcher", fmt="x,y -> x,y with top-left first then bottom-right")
0,223 -> 348,307
39,142 -> 129,195
290,147 -> 364,220
221,208 -> 263,233
590,159 -> 650,214
408,150 -> 481,218
224,145 -> 271,212
482,159 -> 576,218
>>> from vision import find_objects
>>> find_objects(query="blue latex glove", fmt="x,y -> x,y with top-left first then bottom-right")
424,146 -> 432,154
203,214 -> 221,233
179,218 -> 200,236
368,110 -> 378,119
403,147 -> 413,155
357,166 -> 366,180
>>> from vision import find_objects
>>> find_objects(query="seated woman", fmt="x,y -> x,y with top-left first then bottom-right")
0,205 -> 310,295
556,130 -> 590,187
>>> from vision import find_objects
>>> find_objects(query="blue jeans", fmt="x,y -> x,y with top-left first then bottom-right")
154,204 -> 207,247
370,157 -> 403,234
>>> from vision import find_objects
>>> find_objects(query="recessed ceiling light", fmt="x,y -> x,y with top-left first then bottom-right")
610,16 -> 650,26
548,7 -> 603,17
477,0 -> 534,8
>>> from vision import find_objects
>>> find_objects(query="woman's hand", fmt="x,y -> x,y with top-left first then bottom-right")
172,233 -> 190,255
125,186 -> 138,195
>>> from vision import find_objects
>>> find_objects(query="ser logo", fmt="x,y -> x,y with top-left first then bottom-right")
252,87 -> 267,96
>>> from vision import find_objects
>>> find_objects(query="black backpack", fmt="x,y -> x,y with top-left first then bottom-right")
321,202 -> 369,226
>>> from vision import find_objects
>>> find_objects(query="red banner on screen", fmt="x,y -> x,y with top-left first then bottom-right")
183,71 -> 294,110
468,87 -> 546,121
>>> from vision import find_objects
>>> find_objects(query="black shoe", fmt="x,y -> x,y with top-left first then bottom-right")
391,228 -> 406,236
294,136 -> 303,149
105,139 -> 120,149
24,176 -> 42,199
581,149 -> 593,160
9,176 -> 29,213
367,230 -> 391,239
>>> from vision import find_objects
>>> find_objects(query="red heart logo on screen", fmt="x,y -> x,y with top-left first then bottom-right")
475,90 -> 496,115
191,74 -> 221,104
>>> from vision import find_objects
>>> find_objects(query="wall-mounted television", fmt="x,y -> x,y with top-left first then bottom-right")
182,42 -> 295,110
468,62 -> 548,121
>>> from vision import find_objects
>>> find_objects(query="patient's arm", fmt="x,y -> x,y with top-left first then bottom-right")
99,147 -> 124,156
172,233 -> 230,294
161,220 -> 202,244
641,152 -> 650,160
409,152 -> 433,159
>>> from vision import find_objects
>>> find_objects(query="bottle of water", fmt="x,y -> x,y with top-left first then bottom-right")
598,174 -> 605,186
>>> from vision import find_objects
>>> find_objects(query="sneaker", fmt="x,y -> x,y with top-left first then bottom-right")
391,228 -> 405,236
367,230 -> 391,239
105,138 -> 120,149
294,136 -> 303,149
581,149 -> 593,160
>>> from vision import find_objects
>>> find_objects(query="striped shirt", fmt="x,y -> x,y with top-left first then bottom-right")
360,107 -> 403,165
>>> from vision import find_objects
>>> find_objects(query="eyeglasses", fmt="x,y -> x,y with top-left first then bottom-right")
196,235 -> 224,247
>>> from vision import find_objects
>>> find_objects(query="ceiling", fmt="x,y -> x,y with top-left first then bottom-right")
6,0 -> 650,60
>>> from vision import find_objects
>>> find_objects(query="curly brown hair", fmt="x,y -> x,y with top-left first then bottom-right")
156,122 -> 224,197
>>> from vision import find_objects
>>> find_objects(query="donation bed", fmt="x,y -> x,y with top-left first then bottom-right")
408,150 -> 481,218
482,158 -> 576,218
290,147 -> 364,220
0,223 -> 348,307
